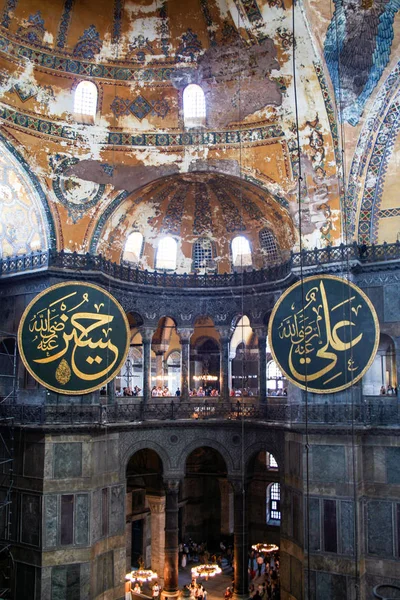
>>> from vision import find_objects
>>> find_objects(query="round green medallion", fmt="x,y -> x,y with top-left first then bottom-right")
268,275 -> 380,394
18,281 -> 130,394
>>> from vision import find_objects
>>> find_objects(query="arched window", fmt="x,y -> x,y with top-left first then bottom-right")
267,360 -> 285,394
266,483 -> 281,524
232,236 -> 252,267
259,228 -> 279,261
123,232 -> 143,264
74,81 -> 98,118
183,84 -> 206,128
156,237 -> 177,270
193,238 -> 214,271
266,452 -> 278,470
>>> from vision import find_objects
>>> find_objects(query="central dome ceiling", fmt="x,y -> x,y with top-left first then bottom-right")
96,172 -> 295,272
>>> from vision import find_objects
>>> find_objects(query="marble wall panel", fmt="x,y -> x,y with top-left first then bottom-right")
21,493 -> 40,546
54,443 -> 82,479
44,494 -> 58,548
311,446 -> 346,483
75,494 -> 89,546
367,500 -> 393,556
386,447 -> 400,484
110,485 -> 125,536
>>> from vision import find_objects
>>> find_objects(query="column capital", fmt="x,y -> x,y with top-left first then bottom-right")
253,326 -> 268,340
147,494 -> 166,513
164,479 -> 180,493
178,328 -> 193,343
216,326 -> 232,342
140,326 -> 155,343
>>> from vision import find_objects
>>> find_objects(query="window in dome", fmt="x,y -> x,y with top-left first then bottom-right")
193,238 -> 215,271
259,228 -> 279,261
183,84 -> 206,128
123,232 -> 143,264
232,236 -> 252,267
156,237 -> 178,270
74,81 -> 98,121
266,482 -> 281,524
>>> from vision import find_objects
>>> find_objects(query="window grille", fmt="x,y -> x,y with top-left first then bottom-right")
259,228 -> 279,261
183,84 -> 206,128
74,81 -> 98,116
193,238 -> 214,270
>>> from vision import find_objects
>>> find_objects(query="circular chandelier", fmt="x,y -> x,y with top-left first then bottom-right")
193,375 -> 218,382
126,569 -> 158,583
191,564 -> 222,579
251,543 -> 279,554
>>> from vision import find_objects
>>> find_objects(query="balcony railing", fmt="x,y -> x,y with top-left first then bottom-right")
1,242 -> 400,288
0,398 -> 398,427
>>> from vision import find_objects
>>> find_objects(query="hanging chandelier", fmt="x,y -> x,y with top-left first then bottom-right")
251,543 -> 279,554
191,564 -> 222,579
126,569 -> 158,583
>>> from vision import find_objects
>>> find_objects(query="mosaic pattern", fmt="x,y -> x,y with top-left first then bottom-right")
313,62 -> 340,169
348,60 -> 400,238
162,184 -> 189,234
241,0 -> 263,25
1,0 -> 18,29
213,184 -> 244,233
193,182 -> 213,235
112,0 -> 123,45
50,155 -> 105,222
110,95 -> 170,120
0,137 -> 50,256
158,1 -> 169,58
199,0 -> 217,46
176,29 -> 202,62
16,11 -> 45,44
73,25 -> 102,60
0,104 -> 284,147
324,0 -> 400,125
358,91 -> 400,243
56,0 -> 74,49
378,208 -> 400,218
128,36 -> 155,62
13,82 -> 37,102
276,27 -> 293,49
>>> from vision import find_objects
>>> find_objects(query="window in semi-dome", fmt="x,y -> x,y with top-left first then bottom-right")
123,232 -> 143,264
259,228 -> 279,261
193,238 -> 215,271
183,84 -> 206,128
156,237 -> 177,270
232,235 -> 252,267
74,81 -> 98,120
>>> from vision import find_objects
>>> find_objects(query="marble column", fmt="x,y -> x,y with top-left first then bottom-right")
219,478 -> 234,535
163,479 -> 180,600
141,328 -> 154,403
230,479 -> 248,598
179,329 -> 192,400
255,327 -> 267,400
217,327 -> 231,400
155,351 -> 164,384
147,494 -> 166,585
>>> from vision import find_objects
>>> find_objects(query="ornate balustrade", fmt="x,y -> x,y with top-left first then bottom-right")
0,398 -> 398,427
1,242 -> 400,288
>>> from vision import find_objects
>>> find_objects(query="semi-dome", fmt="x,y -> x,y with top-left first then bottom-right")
96,172 -> 295,273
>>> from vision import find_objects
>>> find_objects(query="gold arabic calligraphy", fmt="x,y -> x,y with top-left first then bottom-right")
28,291 -> 119,383
278,281 -> 363,384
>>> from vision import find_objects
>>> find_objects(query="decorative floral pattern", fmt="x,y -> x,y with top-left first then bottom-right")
56,0 -> 74,49
73,25 -> 102,60
162,184 -> 189,234
1,0 -> 18,29
176,29 -> 202,62
110,95 -> 170,120
16,11 -> 45,44
193,183 -> 213,235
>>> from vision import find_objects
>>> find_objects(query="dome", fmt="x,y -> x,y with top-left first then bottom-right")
96,172 -> 295,273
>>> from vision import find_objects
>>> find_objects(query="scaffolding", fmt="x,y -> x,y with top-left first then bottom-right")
0,332 -> 17,599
